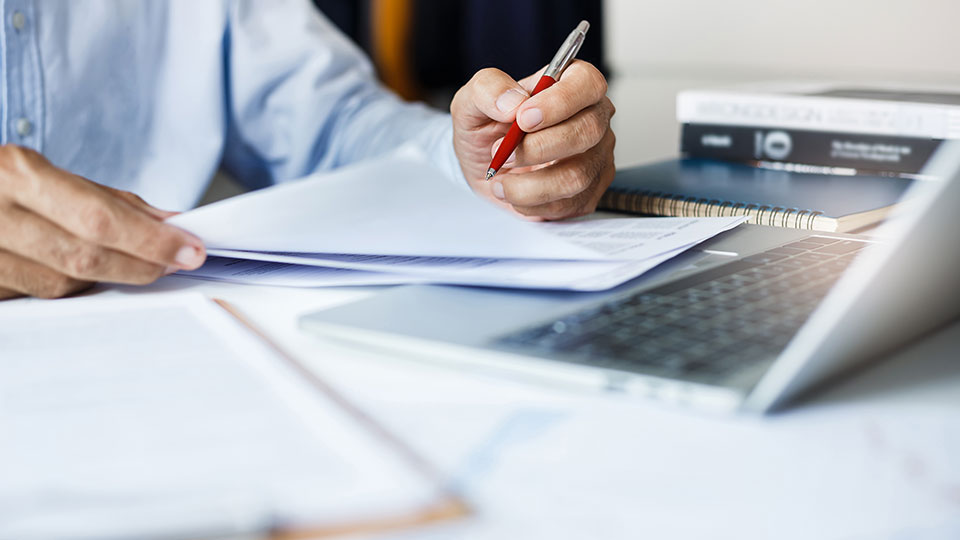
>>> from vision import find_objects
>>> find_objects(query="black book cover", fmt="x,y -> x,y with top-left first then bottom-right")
681,123 -> 943,175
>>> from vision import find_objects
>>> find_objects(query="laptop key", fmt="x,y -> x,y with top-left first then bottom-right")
742,252 -> 788,264
815,240 -> 868,255
785,241 -> 825,251
766,247 -> 806,256
792,253 -> 834,264
804,236 -> 842,245
782,256 -> 822,268
766,262 -> 802,274
648,260 -> 758,295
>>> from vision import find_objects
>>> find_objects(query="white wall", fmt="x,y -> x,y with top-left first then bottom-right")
604,0 -> 960,167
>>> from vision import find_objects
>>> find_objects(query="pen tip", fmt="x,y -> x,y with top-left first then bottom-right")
485,168 -> 496,181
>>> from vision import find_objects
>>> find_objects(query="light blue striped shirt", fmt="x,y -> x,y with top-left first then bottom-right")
0,0 -> 461,210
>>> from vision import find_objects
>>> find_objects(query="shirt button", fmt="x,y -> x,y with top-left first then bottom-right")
16,118 -> 33,137
11,11 -> 25,31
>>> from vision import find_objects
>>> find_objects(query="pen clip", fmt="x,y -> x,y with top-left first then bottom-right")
544,20 -> 590,80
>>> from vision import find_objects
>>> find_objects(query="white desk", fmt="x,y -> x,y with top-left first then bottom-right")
13,75 -> 959,538
42,272 -> 956,540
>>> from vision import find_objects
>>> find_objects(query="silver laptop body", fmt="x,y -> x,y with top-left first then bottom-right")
300,142 -> 960,414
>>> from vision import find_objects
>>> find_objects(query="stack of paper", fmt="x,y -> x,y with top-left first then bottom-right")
170,156 -> 745,291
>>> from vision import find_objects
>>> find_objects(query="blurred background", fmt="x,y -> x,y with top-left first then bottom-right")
205,0 -> 960,202
315,0 -> 959,166
313,0 -> 607,102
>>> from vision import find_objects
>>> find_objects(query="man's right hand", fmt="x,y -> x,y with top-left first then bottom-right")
0,145 -> 206,299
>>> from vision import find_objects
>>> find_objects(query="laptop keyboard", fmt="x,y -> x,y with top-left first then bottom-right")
494,236 -> 873,384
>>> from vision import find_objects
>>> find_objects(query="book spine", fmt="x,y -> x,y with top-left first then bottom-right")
677,91 -> 960,140
598,189 -> 834,232
680,124 -> 944,175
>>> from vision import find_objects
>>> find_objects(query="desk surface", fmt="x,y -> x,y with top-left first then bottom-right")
29,268 -> 954,540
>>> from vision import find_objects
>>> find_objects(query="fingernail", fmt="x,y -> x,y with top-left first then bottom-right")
175,245 -> 204,269
519,108 -> 543,130
163,265 -> 179,275
492,182 -> 505,200
496,89 -> 527,113
504,150 -> 517,166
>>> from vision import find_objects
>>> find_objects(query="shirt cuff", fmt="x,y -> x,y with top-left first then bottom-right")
422,113 -> 470,192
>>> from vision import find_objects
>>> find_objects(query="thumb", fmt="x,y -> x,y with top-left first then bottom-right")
451,68 -> 530,130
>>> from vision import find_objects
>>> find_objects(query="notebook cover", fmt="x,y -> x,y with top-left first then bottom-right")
605,159 -> 914,219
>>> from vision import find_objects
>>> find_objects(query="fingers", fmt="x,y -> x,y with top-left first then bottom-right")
494,130 -> 616,220
1,151 -> 205,270
0,205 -> 169,285
514,60 -> 608,132
0,286 -> 22,300
451,61 -> 607,132
98,185 -> 179,220
451,68 -> 530,129
492,97 -> 615,168
0,249 -> 91,299
0,146 -> 196,299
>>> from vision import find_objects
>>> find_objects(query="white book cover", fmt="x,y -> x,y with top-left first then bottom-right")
677,81 -> 960,139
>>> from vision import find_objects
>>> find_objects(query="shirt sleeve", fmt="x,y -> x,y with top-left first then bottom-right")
220,0 -> 467,190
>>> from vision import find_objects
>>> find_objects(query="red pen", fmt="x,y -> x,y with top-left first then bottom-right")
485,20 -> 591,181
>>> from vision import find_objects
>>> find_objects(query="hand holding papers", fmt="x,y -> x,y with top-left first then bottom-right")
170,156 -> 745,291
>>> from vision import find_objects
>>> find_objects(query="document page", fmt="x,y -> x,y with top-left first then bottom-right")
178,256 -> 429,288
190,250 -> 683,292
195,217 -> 742,291
0,294 -> 457,539
169,156 -> 604,261
169,155 -> 745,262
535,217 -> 745,258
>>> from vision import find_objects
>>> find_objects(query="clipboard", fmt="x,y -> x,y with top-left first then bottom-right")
214,299 -> 470,539
0,292 -> 467,539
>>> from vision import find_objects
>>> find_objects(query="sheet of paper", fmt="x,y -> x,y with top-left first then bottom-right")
178,256 -> 429,287
534,216 -> 745,259
194,215 -> 742,291
169,155 -> 745,261
0,294 -> 454,540
199,249 -> 686,292
441,401 -> 960,540
169,156 -> 604,261
212,216 -> 743,267
342,386 -> 960,540
193,218 -> 742,291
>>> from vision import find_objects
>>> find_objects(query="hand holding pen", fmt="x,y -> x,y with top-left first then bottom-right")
486,21 -> 592,182
449,20 -> 616,220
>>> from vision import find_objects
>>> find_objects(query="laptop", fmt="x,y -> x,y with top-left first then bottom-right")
299,141 -> 960,414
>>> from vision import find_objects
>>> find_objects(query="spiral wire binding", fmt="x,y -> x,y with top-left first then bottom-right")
598,188 -> 822,230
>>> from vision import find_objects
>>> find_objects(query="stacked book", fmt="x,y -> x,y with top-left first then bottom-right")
600,83 -> 960,232
678,82 -> 959,178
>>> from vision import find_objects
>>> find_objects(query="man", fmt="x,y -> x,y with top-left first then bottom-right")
0,0 -> 614,299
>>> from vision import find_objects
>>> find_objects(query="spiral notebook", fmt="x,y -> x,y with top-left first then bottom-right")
598,159 -> 914,232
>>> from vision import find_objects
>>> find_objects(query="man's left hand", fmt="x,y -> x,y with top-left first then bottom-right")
450,61 -> 615,220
